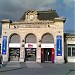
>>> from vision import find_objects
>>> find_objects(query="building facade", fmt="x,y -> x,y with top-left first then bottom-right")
1,10 -> 66,63
64,33 -> 75,63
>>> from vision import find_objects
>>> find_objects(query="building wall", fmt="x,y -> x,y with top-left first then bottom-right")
1,10 -> 65,63
65,35 -> 75,63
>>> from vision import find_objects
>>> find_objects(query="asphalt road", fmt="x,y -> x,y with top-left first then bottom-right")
0,61 -> 75,75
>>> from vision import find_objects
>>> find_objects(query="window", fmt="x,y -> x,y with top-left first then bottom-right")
68,47 -> 71,56
68,46 -> 75,56
72,47 -> 75,56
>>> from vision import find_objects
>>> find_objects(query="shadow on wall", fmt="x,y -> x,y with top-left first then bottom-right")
0,44 -> 1,54
64,34 -> 68,64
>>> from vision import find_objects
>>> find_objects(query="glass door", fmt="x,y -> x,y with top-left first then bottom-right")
25,48 -> 36,61
44,48 -> 52,61
9,48 -> 20,61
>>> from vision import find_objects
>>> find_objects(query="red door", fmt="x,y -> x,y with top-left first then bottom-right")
52,48 -> 54,63
41,48 -> 44,63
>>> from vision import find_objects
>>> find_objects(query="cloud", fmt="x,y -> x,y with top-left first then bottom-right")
0,0 -> 74,33
0,0 -> 74,19
0,0 -> 24,12
63,0 -> 74,8
10,0 -> 56,10
0,0 -> 57,21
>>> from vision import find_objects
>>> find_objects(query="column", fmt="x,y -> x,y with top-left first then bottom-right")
36,38 -> 41,63
19,38 -> 25,62
36,47 -> 41,63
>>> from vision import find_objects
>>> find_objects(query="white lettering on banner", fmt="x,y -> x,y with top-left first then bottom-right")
41,44 -> 54,48
9,43 -> 20,48
2,36 -> 7,54
58,53 -> 61,56
58,40 -> 60,51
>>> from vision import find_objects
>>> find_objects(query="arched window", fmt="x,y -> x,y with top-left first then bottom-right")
9,34 -> 20,43
25,34 -> 36,43
42,33 -> 54,43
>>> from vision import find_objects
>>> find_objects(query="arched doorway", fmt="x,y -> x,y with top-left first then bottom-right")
25,33 -> 37,61
41,33 -> 54,63
9,34 -> 20,61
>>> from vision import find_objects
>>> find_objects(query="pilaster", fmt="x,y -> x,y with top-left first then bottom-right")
19,37 -> 25,62
36,37 -> 41,63
54,34 -> 64,64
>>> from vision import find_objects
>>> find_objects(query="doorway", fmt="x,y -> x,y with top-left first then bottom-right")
41,48 -> 54,63
25,48 -> 36,61
9,48 -> 20,61
44,48 -> 52,61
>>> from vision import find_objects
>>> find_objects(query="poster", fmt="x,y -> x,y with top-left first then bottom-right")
2,36 -> 7,54
56,35 -> 62,56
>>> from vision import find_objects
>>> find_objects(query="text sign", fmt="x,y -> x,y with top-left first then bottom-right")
28,44 -> 33,48
56,35 -> 62,56
2,36 -> 7,54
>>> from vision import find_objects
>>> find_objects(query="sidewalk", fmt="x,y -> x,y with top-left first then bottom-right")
0,61 -> 42,72
0,61 -> 21,72
0,61 -> 75,75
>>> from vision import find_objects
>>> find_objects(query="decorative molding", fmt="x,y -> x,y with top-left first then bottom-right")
22,44 -> 24,47
39,40 -> 42,42
38,44 -> 41,47
22,40 -> 24,42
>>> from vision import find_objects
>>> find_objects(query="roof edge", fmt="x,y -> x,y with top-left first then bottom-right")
0,19 -> 12,23
54,18 -> 66,23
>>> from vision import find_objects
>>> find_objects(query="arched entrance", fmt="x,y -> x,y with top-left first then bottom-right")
9,33 -> 20,61
25,33 -> 37,61
41,33 -> 54,63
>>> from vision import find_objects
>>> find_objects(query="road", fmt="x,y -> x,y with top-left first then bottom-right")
0,61 -> 75,75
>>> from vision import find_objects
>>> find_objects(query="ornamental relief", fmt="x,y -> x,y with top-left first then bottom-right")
10,21 -> 57,29
10,23 -> 57,29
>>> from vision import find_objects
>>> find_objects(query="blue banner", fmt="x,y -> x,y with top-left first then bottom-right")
2,36 -> 7,54
56,35 -> 62,56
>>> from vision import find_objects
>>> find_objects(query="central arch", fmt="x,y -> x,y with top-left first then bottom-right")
25,33 -> 37,61
25,33 -> 37,43
41,33 -> 54,63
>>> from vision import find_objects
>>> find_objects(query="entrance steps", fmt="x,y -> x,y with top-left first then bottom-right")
26,61 -> 42,68
6,61 -> 20,67
26,61 -> 36,63
44,61 -> 52,63
9,61 -> 20,62
3,61 -> 42,68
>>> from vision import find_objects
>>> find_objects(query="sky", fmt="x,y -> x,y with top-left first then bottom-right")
0,0 -> 75,34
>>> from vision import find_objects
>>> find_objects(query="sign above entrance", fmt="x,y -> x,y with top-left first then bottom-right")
28,44 -> 33,48
41,44 -> 54,48
9,43 -> 20,48
56,35 -> 62,56
25,43 -> 37,48
2,36 -> 7,54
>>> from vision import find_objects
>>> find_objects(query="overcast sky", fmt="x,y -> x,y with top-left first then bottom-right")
0,0 -> 75,34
